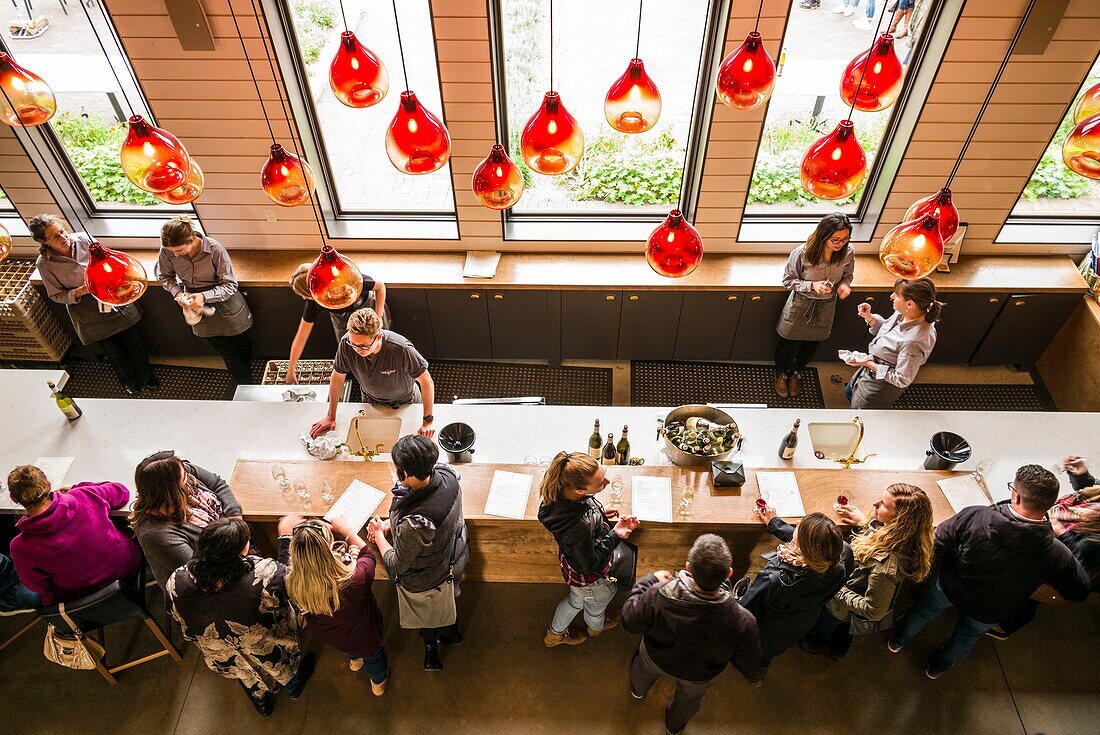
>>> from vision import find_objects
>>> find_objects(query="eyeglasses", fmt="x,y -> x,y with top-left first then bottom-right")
1006,482 -> 1016,496
827,236 -> 851,245
293,519 -> 330,534
344,334 -> 380,354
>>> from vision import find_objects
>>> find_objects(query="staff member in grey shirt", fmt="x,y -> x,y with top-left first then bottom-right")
309,307 -> 436,439
843,277 -> 941,409
32,214 -> 156,395
156,216 -> 254,385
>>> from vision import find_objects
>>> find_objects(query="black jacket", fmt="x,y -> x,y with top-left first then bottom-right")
622,571 -> 761,682
740,518 -> 850,658
537,495 -> 619,576
935,500 -> 1089,623
384,464 -> 469,593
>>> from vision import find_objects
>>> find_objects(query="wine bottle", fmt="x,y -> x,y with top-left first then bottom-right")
588,419 -> 602,458
48,380 -> 82,421
685,416 -> 735,433
779,418 -> 800,460
601,433 -> 616,466
616,425 -> 630,465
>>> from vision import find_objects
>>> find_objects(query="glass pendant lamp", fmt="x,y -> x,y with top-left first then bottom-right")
840,33 -> 904,112
0,222 -> 11,263
84,241 -> 148,306
800,120 -> 867,200
646,210 -> 703,278
471,144 -> 524,210
879,214 -> 944,279
155,159 -> 204,205
1063,113 -> 1100,180
1073,82 -> 1100,124
904,187 -> 959,242
307,244 -> 364,310
120,115 -> 191,193
329,31 -> 388,108
715,31 -> 776,111
385,91 -> 451,174
520,91 -> 585,175
0,52 -> 56,127
261,143 -> 316,206
605,58 -> 661,133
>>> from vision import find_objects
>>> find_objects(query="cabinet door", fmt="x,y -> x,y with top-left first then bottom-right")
929,292 -> 1005,363
814,291 -> 888,360
617,291 -> 683,360
971,293 -> 1083,367
245,286 -> 339,359
488,290 -> 549,360
674,292 -> 744,362
729,291 -> 787,362
561,291 -> 621,359
425,290 -> 492,358
386,288 -> 436,358
136,287 -> 212,356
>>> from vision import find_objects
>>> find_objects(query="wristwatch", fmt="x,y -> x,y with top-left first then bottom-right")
422,414 -> 434,424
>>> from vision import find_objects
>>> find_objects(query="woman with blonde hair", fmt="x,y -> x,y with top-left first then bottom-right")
537,451 -> 639,647
284,263 -> 387,385
282,514 -> 388,695
801,483 -> 935,658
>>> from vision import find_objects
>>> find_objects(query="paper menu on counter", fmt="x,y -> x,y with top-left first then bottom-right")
937,475 -> 991,514
34,456 -> 74,491
324,480 -> 386,531
631,475 -> 673,522
483,470 -> 533,519
462,250 -> 501,278
756,472 -> 806,517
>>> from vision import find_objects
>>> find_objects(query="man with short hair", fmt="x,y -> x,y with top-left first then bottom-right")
622,534 -> 761,735
309,307 -> 436,439
888,464 -> 1089,679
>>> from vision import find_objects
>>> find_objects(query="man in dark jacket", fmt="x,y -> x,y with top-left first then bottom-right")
888,464 -> 1090,679
623,534 -> 761,735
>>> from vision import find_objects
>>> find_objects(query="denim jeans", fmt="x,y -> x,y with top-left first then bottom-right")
0,553 -> 40,612
891,576 -> 994,672
631,642 -> 717,733
550,578 -> 617,633
344,647 -> 388,685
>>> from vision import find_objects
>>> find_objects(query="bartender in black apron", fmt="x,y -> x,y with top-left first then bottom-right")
843,277 -> 941,409
155,215 -> 254,385
774,213 -> 855,398
31,214 -> 156,395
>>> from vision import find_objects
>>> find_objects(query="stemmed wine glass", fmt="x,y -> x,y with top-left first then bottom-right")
970,458 -> 992,484
271,464 -> 292,497
608,477 -> 624,508
679,485 -> 696,518
294,480 -> 313,508
320,479 -> 336,505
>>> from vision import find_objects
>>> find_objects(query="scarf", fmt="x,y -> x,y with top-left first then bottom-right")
185,474 -> 223,529
1049,487 -> 1100,537
775,542 -> 808,568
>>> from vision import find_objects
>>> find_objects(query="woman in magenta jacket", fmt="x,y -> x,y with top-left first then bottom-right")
7,465 -> 141,605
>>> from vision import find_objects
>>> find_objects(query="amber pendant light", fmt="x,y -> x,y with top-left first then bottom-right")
329,30 -> 388,108
155,158 -> 205,205
0,52 -> 56,127
646,210 -> 703,278
879,214 -> 944,279
1063,114 -> 1100,180
715,31 -> 776,111
839,33 -> 904,112
261,142 -> 316,205
120,115 -> 192,193
84,241 -> 148,307
604,1 -> 661,133
308,244 -> 364,310
1073,81 -> 1100,124
0,222 -> 11,264
472,144 -> 524,209
385,91 -> 451,174
800,120 -> 867,200
904,187 -> 959,242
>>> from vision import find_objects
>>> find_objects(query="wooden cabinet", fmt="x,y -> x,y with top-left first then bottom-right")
488,290 -> 548,360
425,290 -> 491,358
562,291 -> 621,359
729,291 -> 787,361
971,293 -> 1082,367
674,292 -> 744,362
814,291 -> 888,360
245,287 -> 337,359
386,288 -> 436,358
135,288 -> 213,356
928,292 -> 1005,364
618,291 -> 683,360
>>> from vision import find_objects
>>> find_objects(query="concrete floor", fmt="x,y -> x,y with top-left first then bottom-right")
1,581 -> 1096,735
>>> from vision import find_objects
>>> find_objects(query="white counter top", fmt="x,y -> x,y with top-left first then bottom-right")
3,369 -> 1097,506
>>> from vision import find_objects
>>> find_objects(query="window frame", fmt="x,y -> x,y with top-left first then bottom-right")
738,0 -> 964,244
487,0 -> 732,242
260,0 -> 459,241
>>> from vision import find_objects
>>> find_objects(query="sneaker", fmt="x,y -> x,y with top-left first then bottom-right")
371,677 -> 388,696
984,627 -> 1009,641
887,637 -> 904,653
853,16 -> 873,29
799,0 -> 821,7
248,692 -> 274,716
285,652 -> 316,698
925,662 -> 948,680
831,3 -> 847,12
544,628 -> 588,647
424,643 -> 443,671
349,657 -> 365,672
588,612 -> 620,637
775,372 -> 789,398
788,371 -> 801,397
843,5 -> 855,15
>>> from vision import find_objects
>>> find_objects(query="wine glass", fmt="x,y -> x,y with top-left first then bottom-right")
320,479 -> 336,505
608,477 -> 624,508
833,493 -> 850,512
523,455 -> 538,465
538,456 -> 552,466
678,485 -> 696,518
756,488 -> 770,511
271,464 -> 292,496
970,458 -> 992,484
294,480 -> 313,508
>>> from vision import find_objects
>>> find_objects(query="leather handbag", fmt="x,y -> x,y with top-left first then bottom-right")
605,540 -> 638,593
394,532 -> 460,629
43,604 -> 105,670
848,582 -> 903,636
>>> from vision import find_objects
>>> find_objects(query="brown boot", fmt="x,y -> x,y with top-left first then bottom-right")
774,372 -> 789,398
544,628 -> 588,647
588,611 -> 620,637
788,371 -> 801,397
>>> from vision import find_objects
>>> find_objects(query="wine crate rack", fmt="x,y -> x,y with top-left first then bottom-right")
0,258 -> 72,362
261,359 -> 335,385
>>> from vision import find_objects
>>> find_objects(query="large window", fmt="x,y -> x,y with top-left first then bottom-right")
269,0 -> 456,226
492,0 -> 725,238
0,184 -> 12,211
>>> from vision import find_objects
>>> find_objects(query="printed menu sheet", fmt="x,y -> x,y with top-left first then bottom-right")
34,456 -> 74,490
756,472 -> 806,517
937,475 -> 992,513
631,475 -> 673,523
483,470 -> 533,519
325,480 -> 386,531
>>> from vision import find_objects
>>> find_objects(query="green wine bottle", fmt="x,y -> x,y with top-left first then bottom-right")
588,419 -> 602,458
47,380 -> 82,421
601,433 -> 616,466
616,425 -> 630,465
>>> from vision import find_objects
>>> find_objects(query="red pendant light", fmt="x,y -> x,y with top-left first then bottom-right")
307,244 -> 364,310
879,214 -> 944,279
904,187 -> 960,242
385,90 -> 451,175
605,58 -> 661,133
261,143 -> 316,206
1063,113 -> 1100,180
120,115 -> 192,194
84,241 -> 148,307
0,52 -> 56,127
155,158 -> 204,205
715,31 -> 776,111
1073,82 -> 1100,124
646,209 -> 703,278
472,144 -> 524,210
520,91 -> 585,175
0,222 -> 11,264
329,31 -> 389,108
840,33 -> 904,112
800,120 -> 867,200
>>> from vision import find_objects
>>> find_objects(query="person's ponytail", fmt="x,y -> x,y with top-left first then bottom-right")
924,298 -> 943,323
538,451 -> 598,506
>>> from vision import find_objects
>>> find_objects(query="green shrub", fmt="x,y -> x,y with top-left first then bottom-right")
1022,147 -> 1091,201
508,128 -> 532,188
292,0 -> 336,65
569,129 -> 683,206
52,112 -> 159,206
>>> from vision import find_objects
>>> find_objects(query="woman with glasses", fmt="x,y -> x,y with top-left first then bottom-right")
773,213 -> 855,398
283,514 -> 388,695
31,214 -> 156,395
156,215 -> 254,385
131,450 -> 243,590
537,451 -> 640,648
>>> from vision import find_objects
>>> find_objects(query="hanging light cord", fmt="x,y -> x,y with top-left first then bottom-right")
945,0 -> 1037,188
78,1 -> 136,115
844,5 -> 899,121
391,0 -> 411,92
634,0 -> 643,59
338,0 -> 349,33
227,0 -> 277,144
753,0 -> 763,34
549,0 -> 554,91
